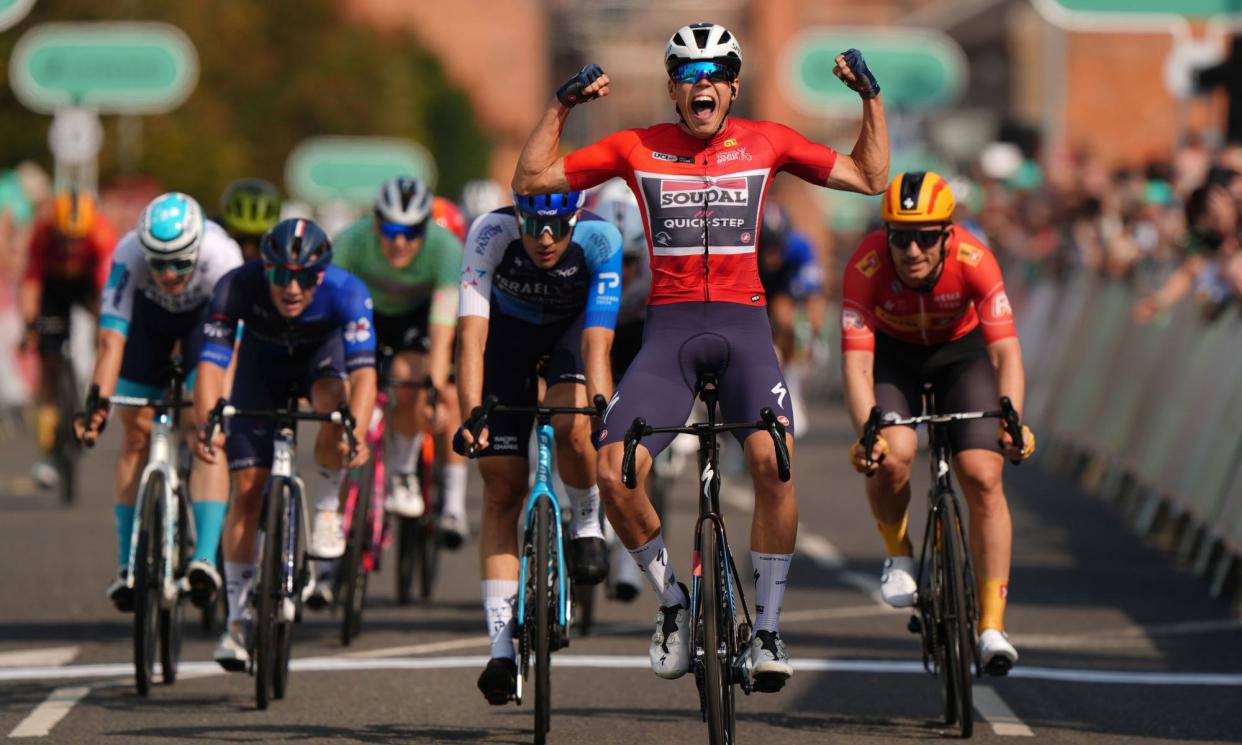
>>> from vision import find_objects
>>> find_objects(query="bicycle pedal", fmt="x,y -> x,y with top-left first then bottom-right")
751,672 -> 788,693
983,658 -> 1012,677
907,614 -> 922,634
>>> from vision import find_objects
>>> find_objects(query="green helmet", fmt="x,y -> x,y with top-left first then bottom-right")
221,178 -> 281,237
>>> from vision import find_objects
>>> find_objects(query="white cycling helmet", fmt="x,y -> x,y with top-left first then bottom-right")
665,22 -> 743,75
374,176 -> 432,226
461,178 -> 507,220
138,192 -> 204,263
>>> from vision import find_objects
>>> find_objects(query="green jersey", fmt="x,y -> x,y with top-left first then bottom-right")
333,217 -> 462,323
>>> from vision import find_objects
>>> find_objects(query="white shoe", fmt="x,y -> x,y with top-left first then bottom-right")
213,621 -> 251,672
748,630 -> 792,692
31,459 -> 59,490
880,555 -> 918,608
649,586 -> 691,679
384,473 -> 424,518
309,510 -> 345,559
979,629 -> 1018,675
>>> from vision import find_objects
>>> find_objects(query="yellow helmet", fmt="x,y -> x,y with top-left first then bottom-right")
53,189 -> 97,239
881,171 -> 955,224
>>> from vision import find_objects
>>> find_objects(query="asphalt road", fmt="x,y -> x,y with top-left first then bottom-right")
1,395 -> 1240,744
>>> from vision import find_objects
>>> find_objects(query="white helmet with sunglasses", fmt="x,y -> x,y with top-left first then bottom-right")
664,22 -> 742,76
138,192 -> 205,274
375,176 -> 433,227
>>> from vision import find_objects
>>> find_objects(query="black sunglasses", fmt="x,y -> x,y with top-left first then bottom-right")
887,227 -> 947,251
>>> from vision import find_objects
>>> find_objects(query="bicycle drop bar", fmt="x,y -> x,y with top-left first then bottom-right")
619,408 -> 791,489
203,399 -> 359,457
111,396 -> 194,410
460,394 -> 607,458
860,397 -> 1026,469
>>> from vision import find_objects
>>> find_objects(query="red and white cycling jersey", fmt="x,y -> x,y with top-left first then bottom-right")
564,118 -> 837,305
840,227 -> 1017,352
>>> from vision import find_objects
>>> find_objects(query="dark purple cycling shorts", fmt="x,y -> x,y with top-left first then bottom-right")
598,302 -> 794,457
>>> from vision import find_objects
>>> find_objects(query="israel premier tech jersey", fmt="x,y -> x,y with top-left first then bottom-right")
458,208 -> 623,329
200,261 -> 376,372
562,119 -> 838,306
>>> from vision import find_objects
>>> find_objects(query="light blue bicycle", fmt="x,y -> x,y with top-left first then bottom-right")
460,394 -> 605,745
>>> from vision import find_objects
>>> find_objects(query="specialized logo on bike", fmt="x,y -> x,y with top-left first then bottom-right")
634,168 -> 767,256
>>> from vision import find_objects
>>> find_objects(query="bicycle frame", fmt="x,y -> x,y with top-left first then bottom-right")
261,427 -> 310,609
515,419 -> 570,656
343,388 -> 389,571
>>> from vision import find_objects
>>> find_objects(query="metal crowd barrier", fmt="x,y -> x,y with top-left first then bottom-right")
1016,273 -> 1242,608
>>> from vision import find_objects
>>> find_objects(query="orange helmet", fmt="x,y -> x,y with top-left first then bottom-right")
881,171 -> 955,224
431,196 -> 467,243
53,190 -> 97,239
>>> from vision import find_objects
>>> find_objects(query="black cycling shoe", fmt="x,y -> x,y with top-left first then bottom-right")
570,537 -> 609,585
106,572 -> 134,613
186,560 -> 221,610
477,657 -> 517,705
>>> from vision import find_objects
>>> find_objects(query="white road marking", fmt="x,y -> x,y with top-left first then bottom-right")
1,655 -> 1240,687
0,647 -> 79,668
7,686 -> 90,738
779,603 -> 906,624
342,636 -> 489,659
1013,617 -> 1242,650
973,685 -> 1034,736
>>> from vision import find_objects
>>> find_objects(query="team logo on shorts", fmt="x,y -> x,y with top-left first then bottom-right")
777,415 -> 790,427
855,250 -> 881,278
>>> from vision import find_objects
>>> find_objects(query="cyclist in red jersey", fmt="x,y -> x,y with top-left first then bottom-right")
20,189 -> 118,487
841,171 -> 1035,674
513,21 -> 889,689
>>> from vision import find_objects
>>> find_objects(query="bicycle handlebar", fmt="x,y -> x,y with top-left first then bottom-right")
459,394 -> 607,458
859,397 -> 1025,471
620,409 -> 791,489
110,396 -> 193,410
202,398 -> 359,459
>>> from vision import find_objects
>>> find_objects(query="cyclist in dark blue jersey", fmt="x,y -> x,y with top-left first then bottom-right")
455,192 -> 622,703
193,218 -> 377,671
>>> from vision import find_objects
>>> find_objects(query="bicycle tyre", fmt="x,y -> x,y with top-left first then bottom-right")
396,516 -> 419,605
701,524 -> 736,745
161,488 -> 190,684
274,482 -> 300,700
533,497 -> 552,744
937,494 -> 974,737
340,467 -> 372,646
418,514 -> 439,600
254,484 -> 283,710
132,474 -> 163,696
53,363 -> 79,506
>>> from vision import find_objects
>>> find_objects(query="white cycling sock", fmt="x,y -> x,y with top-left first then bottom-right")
752,551 -> 792,634
482,579 -> 518,660
443,462 -> 468,519
313,468 -> 344,512
225,562 -> 255,625
563,484 -> 604,540
629,534 -> 686,607
391,432 -> 423,476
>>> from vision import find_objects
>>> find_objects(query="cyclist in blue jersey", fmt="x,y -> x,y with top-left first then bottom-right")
193,218 -> 377,671
455,192 -> 622,704
76,193 -> 244,612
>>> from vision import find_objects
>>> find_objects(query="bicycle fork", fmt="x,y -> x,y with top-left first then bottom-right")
126,413 -> 191,610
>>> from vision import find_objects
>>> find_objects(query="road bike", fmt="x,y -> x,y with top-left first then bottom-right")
620,374 -> 790,745
860,390 -> 1024,739
464,394 -> 605,745
39,315 -> 82,505
203,395 -> 357,710
102,362 -> 195,696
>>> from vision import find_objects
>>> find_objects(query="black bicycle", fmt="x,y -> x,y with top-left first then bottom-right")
621,374 -> 790,745
203,395 -> 357,710
860,390 -> 1024,739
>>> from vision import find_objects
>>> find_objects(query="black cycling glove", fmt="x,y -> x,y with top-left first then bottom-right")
556,64 -> 605,108
841,49 -> 880,100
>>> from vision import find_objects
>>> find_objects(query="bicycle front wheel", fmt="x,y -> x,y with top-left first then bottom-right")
273,482 -> 301,701
254,484 -> 284,710
533,497 -> 552,744
53,363 -> 79,506
700,524 -> 736,745
936,494 -> 974,737
396,516 -> 419,605
132,474 -> 164,696
340,466 -> 372,646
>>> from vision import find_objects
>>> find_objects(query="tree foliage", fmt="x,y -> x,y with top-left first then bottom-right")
0,0 -> 491,207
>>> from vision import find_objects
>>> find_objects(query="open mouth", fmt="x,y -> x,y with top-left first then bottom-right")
691,94 -> 717,122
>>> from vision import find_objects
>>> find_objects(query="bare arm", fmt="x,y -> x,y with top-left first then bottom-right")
824,96 -> 889,195
456,315 -> 488,421
346,366 -> 377,448
986,337 -> 1026,417
512,70 -> 611,195
841,349 -> 877,435
426,321 -> 455,392
89,329 -> 126,398
581,326 -> 614,408
193,361 -> 227,464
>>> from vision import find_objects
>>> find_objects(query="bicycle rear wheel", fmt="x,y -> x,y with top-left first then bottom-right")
700,524 -> 736,745
339,466 -> 372,646
417,443 -> 440,599
53,362 -> 79,506
160,489 -> 190,684
274,483 -> 301,700
132,475 -> 163,696
532,498 -> 552,745
936,494 -> 974,737
254,484 -> 283,710
396,516 -> 419,605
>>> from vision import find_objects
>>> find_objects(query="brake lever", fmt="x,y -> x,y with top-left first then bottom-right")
999,396 -> 1023,466
621,417 -> 647,489
759,408 -> 791,482
862,406 -> 883,478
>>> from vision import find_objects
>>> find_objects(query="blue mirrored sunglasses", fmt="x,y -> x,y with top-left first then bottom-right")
379,221 -> 426,241
146,256 -> 196,276
264,264 -> 324,288
518,213 -> 577,240
670,60 -> 736,85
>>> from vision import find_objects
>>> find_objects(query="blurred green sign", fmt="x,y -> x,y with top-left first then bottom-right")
0,0 -> 35,32
285,136 -> 437,206
9,22 -> 198,114
1048,0 -> 1242,14
781,28 -> 966,115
